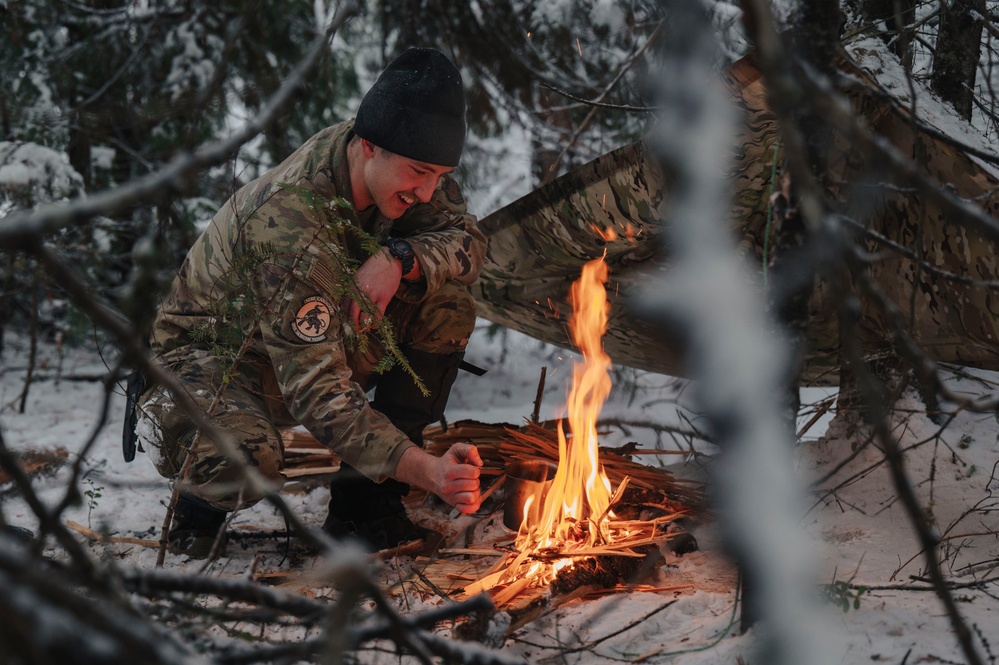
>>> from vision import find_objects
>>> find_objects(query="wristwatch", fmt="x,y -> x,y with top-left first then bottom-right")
385,237 -> 416,277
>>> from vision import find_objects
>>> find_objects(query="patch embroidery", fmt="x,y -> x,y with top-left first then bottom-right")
292,296 -> 333,342
442,176 -> 464,205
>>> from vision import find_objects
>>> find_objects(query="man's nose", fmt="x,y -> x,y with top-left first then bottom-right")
414,176 -> 437,202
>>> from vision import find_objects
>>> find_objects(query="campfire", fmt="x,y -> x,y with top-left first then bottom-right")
279,255 -> 696,614
463,256 -> 680,605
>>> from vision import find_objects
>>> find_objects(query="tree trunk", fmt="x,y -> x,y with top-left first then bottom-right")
931,0 -> 985,120
859,0 -> 917,68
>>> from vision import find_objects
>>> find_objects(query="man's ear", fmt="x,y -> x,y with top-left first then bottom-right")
359,138 -> 378,159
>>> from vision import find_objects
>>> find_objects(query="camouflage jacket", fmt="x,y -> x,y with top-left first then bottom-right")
151,120 -> 485,480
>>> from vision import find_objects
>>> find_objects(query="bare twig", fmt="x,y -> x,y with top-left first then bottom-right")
540,21 -> 663,183
531,366 -> 547,424
836,255 -> 986,665
118,566 -> 328,618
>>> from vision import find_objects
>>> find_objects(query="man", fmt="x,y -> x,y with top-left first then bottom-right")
134,48 -> 485,558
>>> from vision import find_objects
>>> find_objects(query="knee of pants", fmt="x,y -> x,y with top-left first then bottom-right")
185,417 -> 286,511
400,281 -> 477,353
139,396 -> 286,511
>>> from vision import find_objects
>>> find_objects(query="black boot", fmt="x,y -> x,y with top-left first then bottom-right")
1,525 -> 36,546
168,493 -> 229,559
323,464 -> 438,551
323,349 -> 464,550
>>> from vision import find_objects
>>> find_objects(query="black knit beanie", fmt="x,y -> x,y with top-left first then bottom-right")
354,48 -> 467,167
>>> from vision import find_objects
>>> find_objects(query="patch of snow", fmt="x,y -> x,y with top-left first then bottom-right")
588,0 -> 626,34
847,36 -> 999,180
0,141 -> 84,204
165,19 -> 224,101
0,163 -> 31,187
90,146 -> 116,171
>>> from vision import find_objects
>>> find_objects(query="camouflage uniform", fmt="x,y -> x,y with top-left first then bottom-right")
138,120 -> 485,511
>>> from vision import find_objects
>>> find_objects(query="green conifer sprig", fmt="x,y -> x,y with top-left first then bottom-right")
188,184 -> 430,396
283,183 -> 429,394
192,241 -> 280,361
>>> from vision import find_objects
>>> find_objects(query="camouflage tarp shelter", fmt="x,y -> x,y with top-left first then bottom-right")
470,42 -> 999,385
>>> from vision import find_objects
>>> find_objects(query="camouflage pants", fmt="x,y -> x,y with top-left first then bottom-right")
137,281 -> 476,511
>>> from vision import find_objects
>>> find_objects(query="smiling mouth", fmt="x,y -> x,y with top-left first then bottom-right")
398,193 -> 415,205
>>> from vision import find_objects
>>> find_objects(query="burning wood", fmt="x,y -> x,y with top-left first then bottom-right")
456,257 -> 689,606
423,421 -> 700,505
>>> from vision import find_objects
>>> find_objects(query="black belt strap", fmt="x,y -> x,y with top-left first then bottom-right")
459,360 -> 487,376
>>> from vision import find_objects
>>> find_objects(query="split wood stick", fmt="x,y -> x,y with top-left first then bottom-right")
507,584 -> 600,631
375,538 -> 426,559
480,474 -> 506,503
66,521 -> 160,548
438,548 -> 509,557
282,466 -> 339,478
462,555 -> 516,596
581,584 -> 694,600
254,571 -> 296,579
283,447 -> 337,456
531,366 -> 547,424
536,547 -> 646,558
608,449 -> 694,455
491,576 -> 533,607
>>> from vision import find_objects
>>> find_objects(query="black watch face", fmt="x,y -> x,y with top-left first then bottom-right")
392,238 -> 413,257
389,238 -> 415,273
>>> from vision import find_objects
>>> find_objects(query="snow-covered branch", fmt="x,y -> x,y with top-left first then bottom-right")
0,1 -> 358,250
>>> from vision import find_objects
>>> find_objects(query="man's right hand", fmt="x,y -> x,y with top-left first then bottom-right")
394,444 -> 483,514
344,248 -> 401,330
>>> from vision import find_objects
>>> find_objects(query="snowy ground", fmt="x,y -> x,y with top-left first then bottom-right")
2,323 -> 997,663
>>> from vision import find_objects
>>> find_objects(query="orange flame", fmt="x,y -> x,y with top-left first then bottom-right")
592,223 -> 638,243
515,256 -> 615,576
592,224 -> 618,241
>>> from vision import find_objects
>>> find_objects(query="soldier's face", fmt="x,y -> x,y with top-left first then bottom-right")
360,141 -> 453,219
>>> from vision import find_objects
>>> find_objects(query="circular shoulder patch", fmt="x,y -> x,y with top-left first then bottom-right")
442,175 -> 464,205
292,296 -> 333,342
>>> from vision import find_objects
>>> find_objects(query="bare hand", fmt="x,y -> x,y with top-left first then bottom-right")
395,444 -> 483,514
344,248 -> 401,330
439,443 -> 484,514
